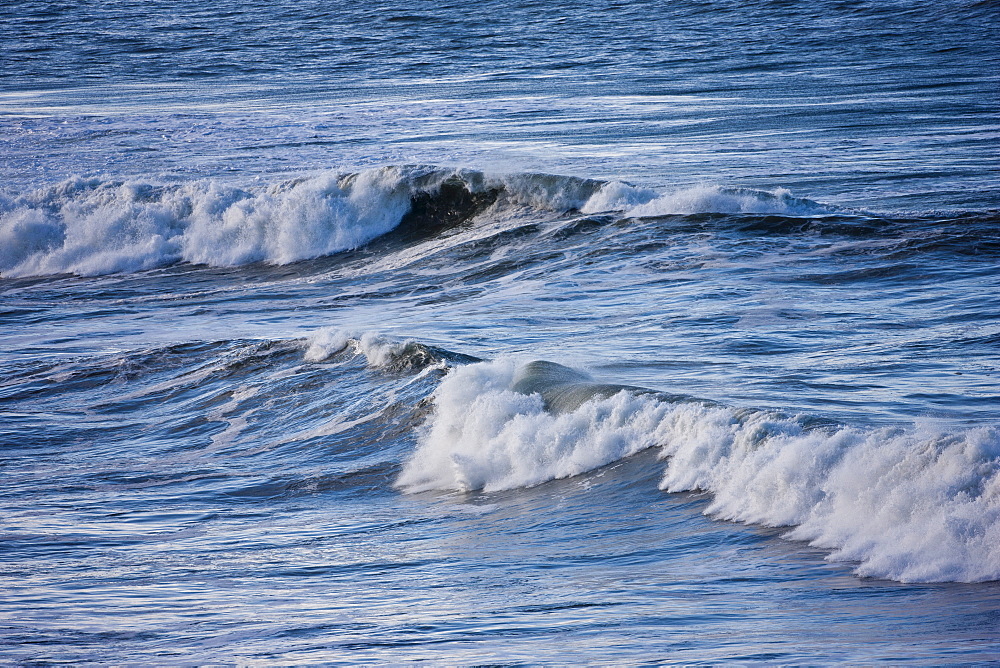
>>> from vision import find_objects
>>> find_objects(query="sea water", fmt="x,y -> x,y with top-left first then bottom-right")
2,0 -> 999,662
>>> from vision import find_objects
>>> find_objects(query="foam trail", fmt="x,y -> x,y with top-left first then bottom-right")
398,359 -> 1000,583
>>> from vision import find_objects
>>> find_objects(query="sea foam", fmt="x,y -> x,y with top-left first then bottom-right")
304,328 -> 456,373
398,358 -> 1000,583
396,358 -> 673,493
0,168 -> 428,277
581,182 -> 833,217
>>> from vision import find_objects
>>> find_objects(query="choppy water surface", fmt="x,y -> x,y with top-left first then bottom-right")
2,0 -> 999,663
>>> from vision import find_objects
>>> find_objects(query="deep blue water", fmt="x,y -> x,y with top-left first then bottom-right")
2,0 -> 1000,663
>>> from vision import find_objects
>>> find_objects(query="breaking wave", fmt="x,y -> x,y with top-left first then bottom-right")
303,328 -> 480,372
398,358 -> 1000,583
0,166 -> 834,278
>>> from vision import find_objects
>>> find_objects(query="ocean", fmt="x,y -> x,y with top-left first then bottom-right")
2,0 -> 999,662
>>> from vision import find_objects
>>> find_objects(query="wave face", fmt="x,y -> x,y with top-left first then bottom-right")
0,167 -> 837,278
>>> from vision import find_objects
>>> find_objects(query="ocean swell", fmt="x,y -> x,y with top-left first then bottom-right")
398,358 -> 1000,583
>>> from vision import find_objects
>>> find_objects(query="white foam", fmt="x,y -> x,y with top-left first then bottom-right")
623,185 -> 832,217
396,359 -> 674,493
661,416 -> 1000,582
0,178 -> 187,277
575,180 -> 832,216
303,327 -> 355,362
0,167 -> 436,277
398,359 -> 1000,582
181,169 -> 413,267
579,180 -> 660,213
304,328 -> 440,371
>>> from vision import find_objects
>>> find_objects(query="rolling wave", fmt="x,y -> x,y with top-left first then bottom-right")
0,165 -> 836,278
397,354 -> 1000,583
5,322 -> 998,584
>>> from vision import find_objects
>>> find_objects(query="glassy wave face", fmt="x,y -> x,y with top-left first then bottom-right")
2,0 -> 999,663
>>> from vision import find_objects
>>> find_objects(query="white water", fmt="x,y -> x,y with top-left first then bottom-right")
0,167 -> 421,277
399,358 -> 1000,583
1,166 -> 834,278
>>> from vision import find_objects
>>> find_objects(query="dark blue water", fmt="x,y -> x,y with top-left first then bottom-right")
2,0 -> 999,662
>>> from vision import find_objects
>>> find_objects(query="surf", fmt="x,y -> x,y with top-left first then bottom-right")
394,353 -> 1000,583
0,165 -> 837,278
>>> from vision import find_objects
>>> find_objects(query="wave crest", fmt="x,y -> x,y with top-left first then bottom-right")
0,167 -> 433,277
1,167 -> 831,278
398,358 -> 1000,583
396,359 -> 673,493
303,328 -> 479,372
